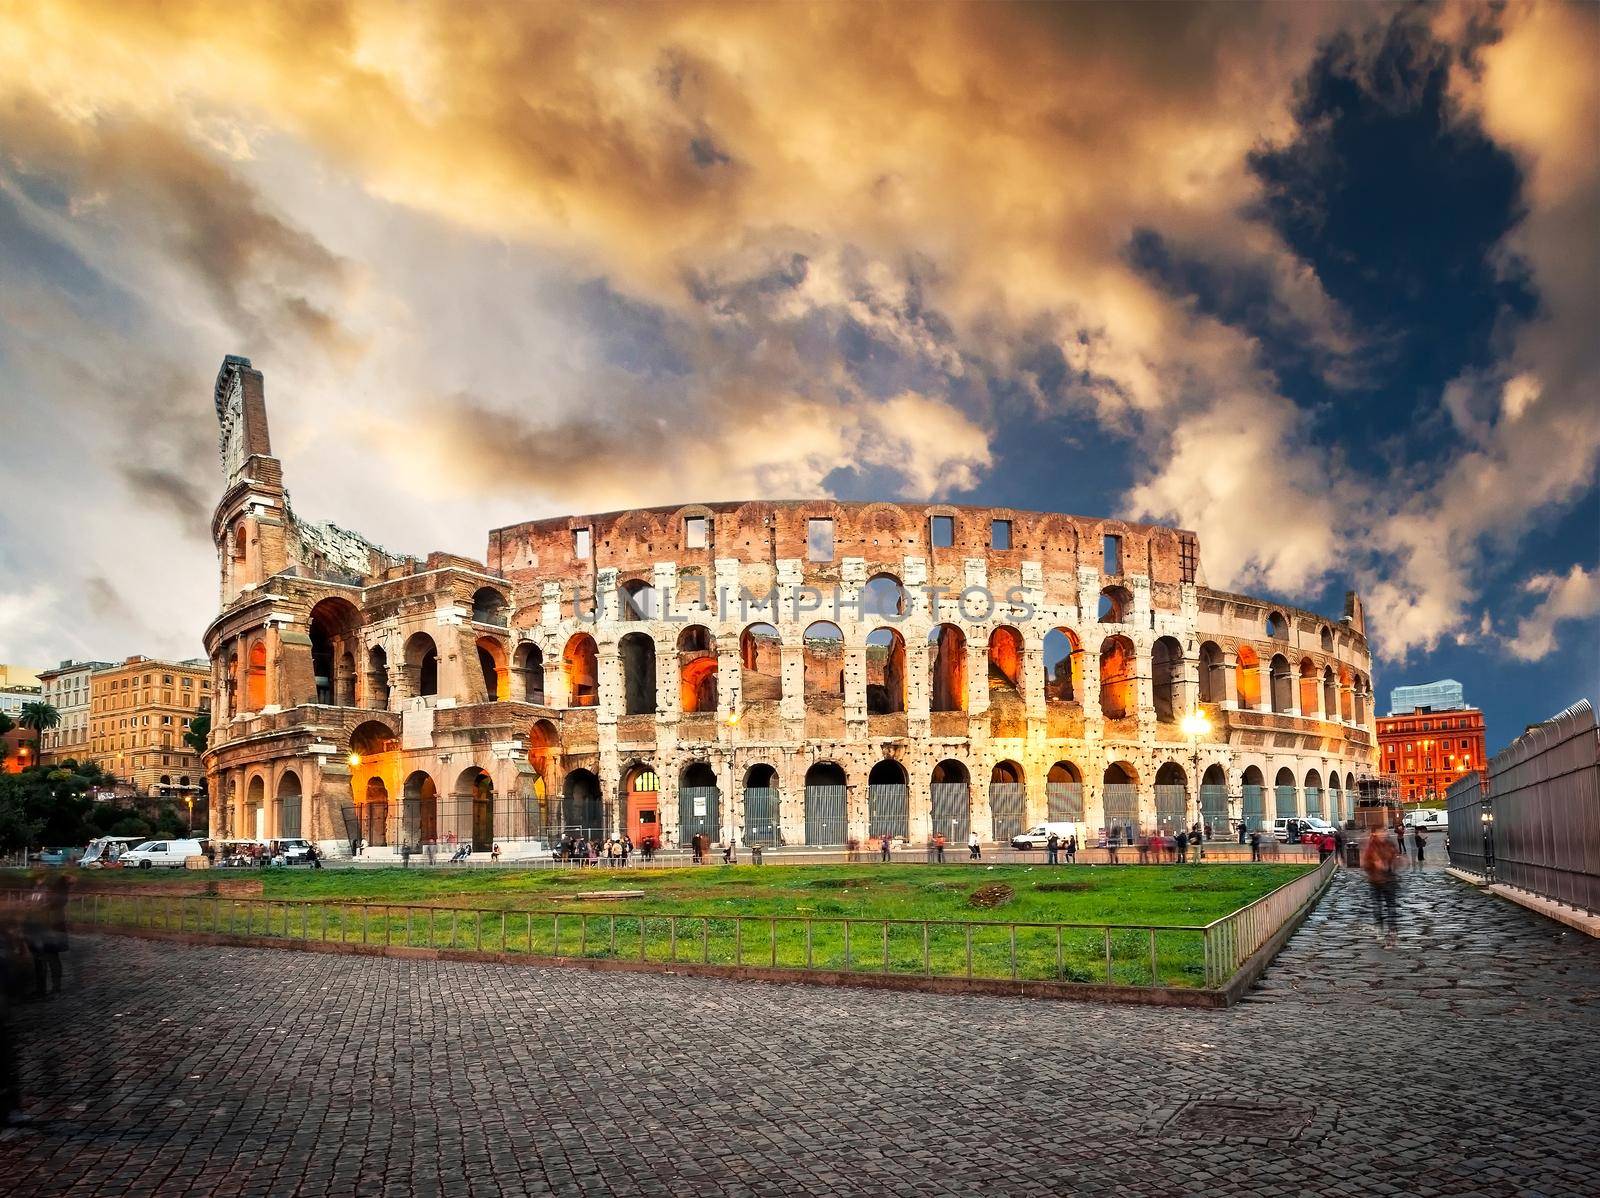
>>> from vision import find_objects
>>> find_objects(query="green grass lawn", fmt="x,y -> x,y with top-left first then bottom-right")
58,862 -> 1312,989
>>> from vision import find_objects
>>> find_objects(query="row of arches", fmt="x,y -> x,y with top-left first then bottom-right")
1199,643 -> 1372,721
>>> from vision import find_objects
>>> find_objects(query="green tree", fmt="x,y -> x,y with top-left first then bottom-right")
0,712 -> 13,738
183,712 -> 211,756
17,700 -> 60,739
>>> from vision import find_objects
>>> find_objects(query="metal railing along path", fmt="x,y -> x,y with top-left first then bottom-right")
45,856 -> 1337,997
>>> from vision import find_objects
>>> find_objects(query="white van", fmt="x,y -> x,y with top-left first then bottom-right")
1010,823 -> 1080,850
1405,808 -> 1449,830
121,838 -> 206,869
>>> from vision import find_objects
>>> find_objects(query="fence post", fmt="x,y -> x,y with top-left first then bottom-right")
734,918 -> 742,965
1148,929 -> 1158,988
965,924 -> 972,978
427,907 -> 434,948
580,914 -> 588,957
844,921 -> 851,972
363,904 -> 370,945
805,920 -> 812,968
476,910 -> 484,952
1055,926 -> 1063,981
502,911 -> 508,953
701,917 -> 709,964
668,916 -> 676,961
609,914 -> 616,955
554,913 -> 561,955
923,922 -> 930,976
1104,927 -> 1113,983
770,917 -> 777,968
640,917 -> 647,962
406,908 -> 413,947
882,922 -> 889,973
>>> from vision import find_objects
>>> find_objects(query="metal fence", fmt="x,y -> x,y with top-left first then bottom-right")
678,787 -> 721,845
1457,699 -> 1600,913
1046,782 -> 1084,822
53,859 -> 1333,993
742,788 -> 778,846
1242,785 -> 1266,831
867,784 -> 909,840
930,782 -> 970,846
1446,771 -> 1488,876
989,783 -> 1026,843
803,785 -> 847,845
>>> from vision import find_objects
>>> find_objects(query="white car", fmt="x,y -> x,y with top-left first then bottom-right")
1010,822 -> 1080,850
1272,817 -> 1332,842
120,838 -> 207,869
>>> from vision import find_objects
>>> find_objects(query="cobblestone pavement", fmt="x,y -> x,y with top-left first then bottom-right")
2,866 -> 1597,1197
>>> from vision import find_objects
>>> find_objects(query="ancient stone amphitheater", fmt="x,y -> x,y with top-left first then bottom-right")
205,357 -> 1377,857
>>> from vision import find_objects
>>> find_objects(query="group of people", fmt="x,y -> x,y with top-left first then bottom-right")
1043,832 -> 1079,864
556,833 -> 642,865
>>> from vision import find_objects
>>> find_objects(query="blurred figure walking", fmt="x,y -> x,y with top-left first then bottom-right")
1361,823 -> 1402,948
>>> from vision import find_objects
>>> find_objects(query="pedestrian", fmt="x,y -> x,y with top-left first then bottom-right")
1332,826 -> 1345,868
425,840 -> 436,865
622,835 -> 633,867
1066,834 -> 1077,864
1414,825 -> 1428,869
1204,821 -> 1213,842
934,834 -> 946,864
1361,822 -> 1401,947
1046,832 -> 1059,866
967,831 -> 981,860
751,841 -> 764,865
26,875 -> 69,999
491,842 -> 501,864
1316,833 -> 1333,864
1175,829 -> 1189,865
879,833 -> 891,863
1237,819 -> 1247,845
722,838 -> 736,865
309,843 -> 323,870
691,834 -> 703,865
1249,829 -> 1262,862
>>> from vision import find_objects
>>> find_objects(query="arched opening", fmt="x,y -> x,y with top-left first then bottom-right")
402,771 -> 438,848
739,623 -> 782,701
514,642 -> 545,703
1046,761 -> 1084,823
862,573 -> 905,618
930,759 -> 971,846
1241,765 -> 1266,831
476,636 -> 509,702
245,639 -> 268,711
1043,628 -> 1083,702
366,645 -> 391,709
1198,641 -> 1224,704
619,632 -> 657,715
1338,666 -> 1354,722
803,621 -> 845,703
986,626 -> 1023,696
1102,762 -> 1138,842
471,587 -> 508,626
1304,769 -> 1325,821
679,761 -> 721,846
865,628 -> 905,714
1098,586 -> 1132,624
677,626 -> 718,713
1236,645 -> 1261,710
159,774 -> 171,787
1098,635 -> 1136,720
1354,675 -> 1369,725
867,759 -> 909,840
404,633 -> 438,699
1151,636 -> 1184,723
989,760 -> 1026,843
1298,658 -> 1319,717
1154,762 -> 1188,831
928,624 -> 967,712
802,761 -> 847,845
742,763 -> 779,846
363,777 -> 390,847
309,598 -> 361,707
560,769 -> 603,841
274,771 -> 302,839
1269,654 -> 1293,713
1274,766 -> 1298,820
350,720 -> 398,758
1200,764 -> 1228,835
618,578 -> 660,622
1329,772 -> 1346,823
245,775 -> 265,840
455,767 -> 495,851
1265,611 -> 1288,640
1320,625 -> 1334,653
1322,666 -> 1337,720
564,634 -> 598,708
623,764 -> 661,849
527,718 -> 559,780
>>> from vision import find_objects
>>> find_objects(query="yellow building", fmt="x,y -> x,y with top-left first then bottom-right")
89,656 -> 212,797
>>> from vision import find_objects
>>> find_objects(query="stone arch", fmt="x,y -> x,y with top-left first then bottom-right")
454,765 -> 495,851
1098,585 -> 1132,624
803,621 -> 845,702
1043,628 -> 1083,702
1322,665 -> 1337,720
349,719 -> 397,758
560,768 -> 603,839
989,759 -> 1026,843
1236,645 -> 1262,710
740,622 -> 782,701
564,633 -> 598,708
862,573 -> 906,619
309,597 -> 362,706
1098,634 -> 1136,720
1045,760 -> 1084,823
1320,624 -> 1335,653
1151,635 -> 1184,722
741,762 -> 780,846
1241,764 -> 1267,830
366,644 -> 391,709
403,632 -> 438,699
864,628 -> 906,714
527,718 -> 559,778
1338,665 -> 1354,721
476,635 -> 510,702
1304,768 -> 1325,821
930,758 -> 971,847
1102,761 -> 1138,839
986,626 -> 1023,695
801,760 -> 848,846
1269,654 -> 1293,713
618,578 -> 660,622
1198,641 -> 1225,704
514,642 -> 545,703
1298,657 -> 1319,717
928,623 -> 967,712
1274,766 -> 1298,821
471,586 -> 508,626
244,774 -> 266,840
245,637 -> 268,710
619,631 -> 657,715
363,776 -> 390,847
1154,761 -> 1188,831
402,770 -> 439,847
679,761 -> 721,847
677,625 -> 718,713
1265,611 -> 1288,640
274,770 -> 303,839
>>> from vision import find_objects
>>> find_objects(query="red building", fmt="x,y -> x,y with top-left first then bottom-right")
1377,703 -> 1486,805
1,726 -> 38,774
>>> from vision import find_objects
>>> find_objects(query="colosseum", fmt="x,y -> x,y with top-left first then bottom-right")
204,356 -> 1379,858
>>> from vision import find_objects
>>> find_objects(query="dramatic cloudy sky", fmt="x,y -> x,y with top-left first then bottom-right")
0,1 -> 1595,748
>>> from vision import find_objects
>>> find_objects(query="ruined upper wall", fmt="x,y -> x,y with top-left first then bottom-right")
488,500 -> 1200,592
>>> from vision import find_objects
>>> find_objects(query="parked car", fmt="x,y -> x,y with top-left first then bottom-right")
268,837 -> 315,865
1405,808 -> 1449,830
1298,817 -> 1337,838
1271,817 -> 1324,843
37,847 -> 82,866
120,838 -> 207,869
1010,822 -> 1080,850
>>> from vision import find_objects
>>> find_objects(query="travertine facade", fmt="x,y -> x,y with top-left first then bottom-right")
204,357 -> 1378,857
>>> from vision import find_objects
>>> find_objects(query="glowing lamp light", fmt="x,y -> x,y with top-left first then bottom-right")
348,752 -> 361,767
723,711 -> 742,728
1180,711 -> 1211,739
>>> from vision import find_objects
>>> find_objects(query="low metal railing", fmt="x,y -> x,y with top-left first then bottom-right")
1196,854 -> 1336,988
50,865 -> 1332,993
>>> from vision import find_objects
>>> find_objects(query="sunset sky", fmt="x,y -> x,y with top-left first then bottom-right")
0,1 -> 1595,749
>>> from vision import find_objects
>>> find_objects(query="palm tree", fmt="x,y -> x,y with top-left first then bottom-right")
17,701 -> 59,764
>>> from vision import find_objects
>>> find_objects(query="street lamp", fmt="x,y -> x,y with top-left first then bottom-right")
1180,710 -> 1211,859
1480,804 -> 1496,881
